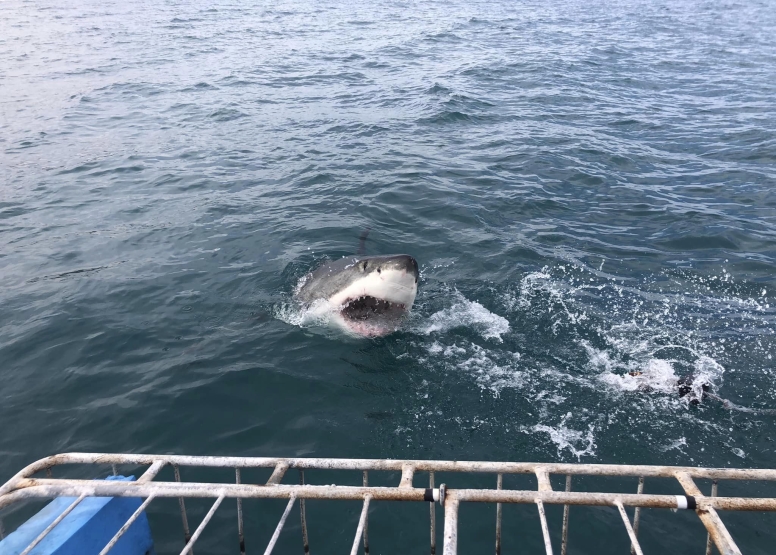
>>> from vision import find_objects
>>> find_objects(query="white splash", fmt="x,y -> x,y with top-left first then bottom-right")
424,341 -> 524,395
421,293 -> 510,341
523,413 -> 596,460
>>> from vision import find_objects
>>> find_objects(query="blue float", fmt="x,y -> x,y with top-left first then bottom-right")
0,476 -> 155,555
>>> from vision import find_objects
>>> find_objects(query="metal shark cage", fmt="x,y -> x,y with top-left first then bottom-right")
2,454 -> 776,555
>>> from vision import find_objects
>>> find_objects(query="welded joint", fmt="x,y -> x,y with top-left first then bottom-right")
400,465 -> 415,488
536,469 -> 553,492
138,460 -> 165,483
267,462 -> 289,486
675,472 -> 742,555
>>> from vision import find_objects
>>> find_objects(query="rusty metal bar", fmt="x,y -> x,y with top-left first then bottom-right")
536,499 -> 554,555
263,495 -> 296,555
706,480 -> 718,555
173,464 -> 192,546
236,469 -> 245,555
11,453 -> 776,483
400,465 -> 415,488
4,453 -> 776,555
561,475 -> 571,555
180,494 -> 224,555
430,472 -> 436,555
139,460 -> 165,482
536,468 -> 554,555
363,471 -> 370,555
19,493 -> 86,555
299,470 -> 310,555
615,500 -> 644,555
6,478 -> 776,512
675,472 -> 742,555
630,477 -> 644,555
349,495 -> 371,555
99,494 -> 156,555
495,474 -> 503,555
442,496 -> 459,555
267,462 -> 289,486
536,469 -> 552,492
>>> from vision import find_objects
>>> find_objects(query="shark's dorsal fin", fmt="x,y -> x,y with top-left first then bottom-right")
357,227 -> 371,255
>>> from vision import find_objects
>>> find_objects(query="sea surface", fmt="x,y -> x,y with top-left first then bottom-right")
2,0 -> 776,553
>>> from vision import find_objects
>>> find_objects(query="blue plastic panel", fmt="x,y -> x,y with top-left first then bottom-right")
0,476 -> 155,555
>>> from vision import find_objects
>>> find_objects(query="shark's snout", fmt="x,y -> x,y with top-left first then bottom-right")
377,254 -> 419,283
295,253 -> 420,337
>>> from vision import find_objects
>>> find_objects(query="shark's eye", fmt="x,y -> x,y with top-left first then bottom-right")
362,261 -> 368,271
376,268 -> 381,274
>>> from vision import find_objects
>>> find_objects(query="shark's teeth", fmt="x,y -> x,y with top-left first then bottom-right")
341,295 -> 409,322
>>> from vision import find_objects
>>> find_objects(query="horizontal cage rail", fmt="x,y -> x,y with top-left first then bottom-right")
2,453 -> 774,555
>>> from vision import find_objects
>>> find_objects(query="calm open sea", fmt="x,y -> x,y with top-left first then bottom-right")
2,0 -> 776,552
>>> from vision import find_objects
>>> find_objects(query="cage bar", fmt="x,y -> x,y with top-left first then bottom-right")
263,496 -> 296,555
173,464 -> 192,546
536,499 -> 554,555
706,480 -> 719,555
99,494 -> 156,555
616,500 -> 644,555
442,496 -> 459,555
299,470 -> 310,555
236,469 -> 245,555
495,473 -> 503,555
561,475 -> 571,555
363,471 -> 370,555
19,493 -> 86,555
180,494 -> 224,555
631,477 -> 644,555
430,471 -> 436,555
3,453 -> 776,555
350,496 -> 371,555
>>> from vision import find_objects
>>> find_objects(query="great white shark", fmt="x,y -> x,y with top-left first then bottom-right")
294,254 -> 419,337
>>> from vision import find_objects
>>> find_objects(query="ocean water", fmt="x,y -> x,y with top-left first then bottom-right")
2,0 -> 776,552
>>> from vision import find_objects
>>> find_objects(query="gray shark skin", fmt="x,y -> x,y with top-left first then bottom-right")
296,254 -> 419,303
294,254 -> 419,335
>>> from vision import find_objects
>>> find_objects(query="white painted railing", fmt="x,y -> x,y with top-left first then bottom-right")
3,453 -> 776,555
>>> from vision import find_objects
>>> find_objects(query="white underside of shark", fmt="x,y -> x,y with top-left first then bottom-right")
293,255 -> 419,337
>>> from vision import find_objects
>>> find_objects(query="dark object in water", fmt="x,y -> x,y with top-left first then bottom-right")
677,374 -> 710,405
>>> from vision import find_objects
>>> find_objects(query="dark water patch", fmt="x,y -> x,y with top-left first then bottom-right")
417,110 -> 475,124
209,107 -> 248,122
423,31 -> 464,44
180,81 -> 219,92
658,234 -> 741,251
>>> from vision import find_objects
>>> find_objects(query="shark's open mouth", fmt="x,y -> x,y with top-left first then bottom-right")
340,295 -> 408,321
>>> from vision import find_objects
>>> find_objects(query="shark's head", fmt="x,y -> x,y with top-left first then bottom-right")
295,254 -> 419,336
